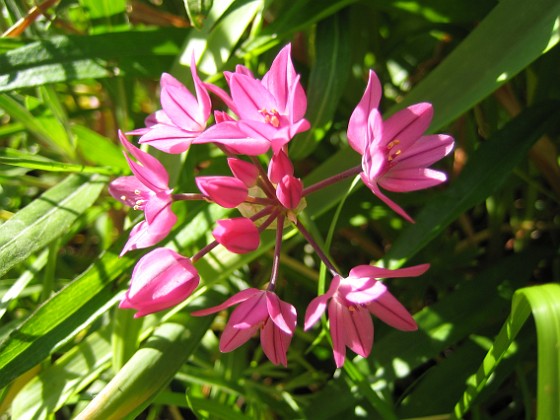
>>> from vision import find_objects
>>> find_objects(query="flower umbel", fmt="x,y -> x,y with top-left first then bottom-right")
112,44 -> 454,367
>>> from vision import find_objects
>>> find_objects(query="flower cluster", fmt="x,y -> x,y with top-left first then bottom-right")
109,44 -> 454,367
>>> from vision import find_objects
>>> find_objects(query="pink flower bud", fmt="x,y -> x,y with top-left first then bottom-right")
227,158 -> 259,187
268,149 -> 294,184
213,218 -> 260,254
276,175 -> 303,209
195,176 -> 248,208
119,248 -> 199,318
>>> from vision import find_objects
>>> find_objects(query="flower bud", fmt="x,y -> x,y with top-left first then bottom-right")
119,248 -> 199,317
227,158 -> 259,187
196,176 -> 248,208
276,175 -> 303,209
213,218 -> 260,254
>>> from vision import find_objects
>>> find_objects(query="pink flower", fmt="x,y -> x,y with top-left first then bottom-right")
213,218 -> 260,254
304,263 -> 429,367
227,158 -> 259,187
276,175 -> 303,210
192,289 -> 297,366
108,131 -> 176,255
131,56 -> 211,154
348,71 -> 454,222
200,44 -> 310,154
119,248 -> 199,318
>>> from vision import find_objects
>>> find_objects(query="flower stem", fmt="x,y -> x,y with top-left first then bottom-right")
172,193 -> 206,201
191,241 -> 219,264
267,213 -> 285,291
250,156 -> 277,199
294,219 -> 339,277
302,165 -> 362,197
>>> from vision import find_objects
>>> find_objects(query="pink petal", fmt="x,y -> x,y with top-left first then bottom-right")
380,167 -> 447,192
304,294 -> 329,330
328,299 -> 347,368
191,288 -> 261,316
229,73 -> 277,121
119,131 -> 169,191
190,54 -> 212,124
360,174 -> 414,223
212,218 -> 260,254
382,103 -> 433,151
367,291 -> 417,331
160,73 -> 202,131
276,175 -> 303,209
390,134 -> 454,169
304,275 -> 342,330
262,44 -> 294,114
347,70 -> 382,154
341,279 -> 388,305
203,82 -> 238,115
268,149 -> 294,184
348,263 -> 430,280
341,303 -> 373,358
138,124 -> 195,154
195,176 -> 248,208
194,121 -> 271,155
220,322 -> 259,352
231,292 -> 268,329
108,176 -> 150,208
120,211 -> 175,255
227,158 -> 259,187
261,318 -> 292,367
265,292 -> 296,335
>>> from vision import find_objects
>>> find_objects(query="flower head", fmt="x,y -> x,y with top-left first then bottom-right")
193,289 -> 297,366
130,56 -> 211,154
199,44 -> 310,154
348,71 -> 454,222
304,264 -> 429,367
108,131 -> 176,255
120,248 -> 199,317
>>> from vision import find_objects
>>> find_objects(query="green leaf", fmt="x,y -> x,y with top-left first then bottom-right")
0,173 -> 108,278
11,326 -> 113,419
74,308 -> 220,420
0,148 -> 120,175
453,283 -> 560,418
385,101 -> 560,264
0,28 -> 187,91
289,11 -> 352,159
398,0 -> 560,130
183,0 -> 213,30
72,125 -> 128,172
180,0 -> 263,76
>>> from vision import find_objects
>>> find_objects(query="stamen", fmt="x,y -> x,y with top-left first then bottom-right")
134,189 -> 141,195
258,108 -> 280,128
120,195 -> 126,201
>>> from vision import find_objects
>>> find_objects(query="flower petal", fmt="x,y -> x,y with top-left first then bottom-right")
342,303 -> 373,358
348,263 -> 430,280
328,299 -> 347,368
196,176 -> 248,208
191,288 -> 261,316
265,292 -> 297,335
347,70 -> 382,154
367,291 -> 417,331
380,167 -> 447,192
382,103 -> 433,151
261,318 -> 292,367
220,322 -> 259,352
360,174 -> 414,223
212,217 -> 260,254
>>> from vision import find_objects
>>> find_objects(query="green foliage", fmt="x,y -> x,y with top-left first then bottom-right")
1,0 -> 559,418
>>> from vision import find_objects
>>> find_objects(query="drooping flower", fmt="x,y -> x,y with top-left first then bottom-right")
119,247 -> 199,318
213,217 -> 260,254
130,56 -> 211,154
348,71 -> 454,222
108,131 -> 177,255
304,264 -> 429,367
192,289 -> 297,366
199,44 -> 310,154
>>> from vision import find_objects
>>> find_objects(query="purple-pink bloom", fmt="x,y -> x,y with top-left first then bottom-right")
108,131 -> 177,255
119,247 -> 199,318
192,289 -> 297,366
304,263 -> 429,367
276,175 -> 303,210
348,71 -> 454,222
195,176 -> 248,208
130,56 -> 211,154
213,217 -> 260,254
199,44 -> 310,154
